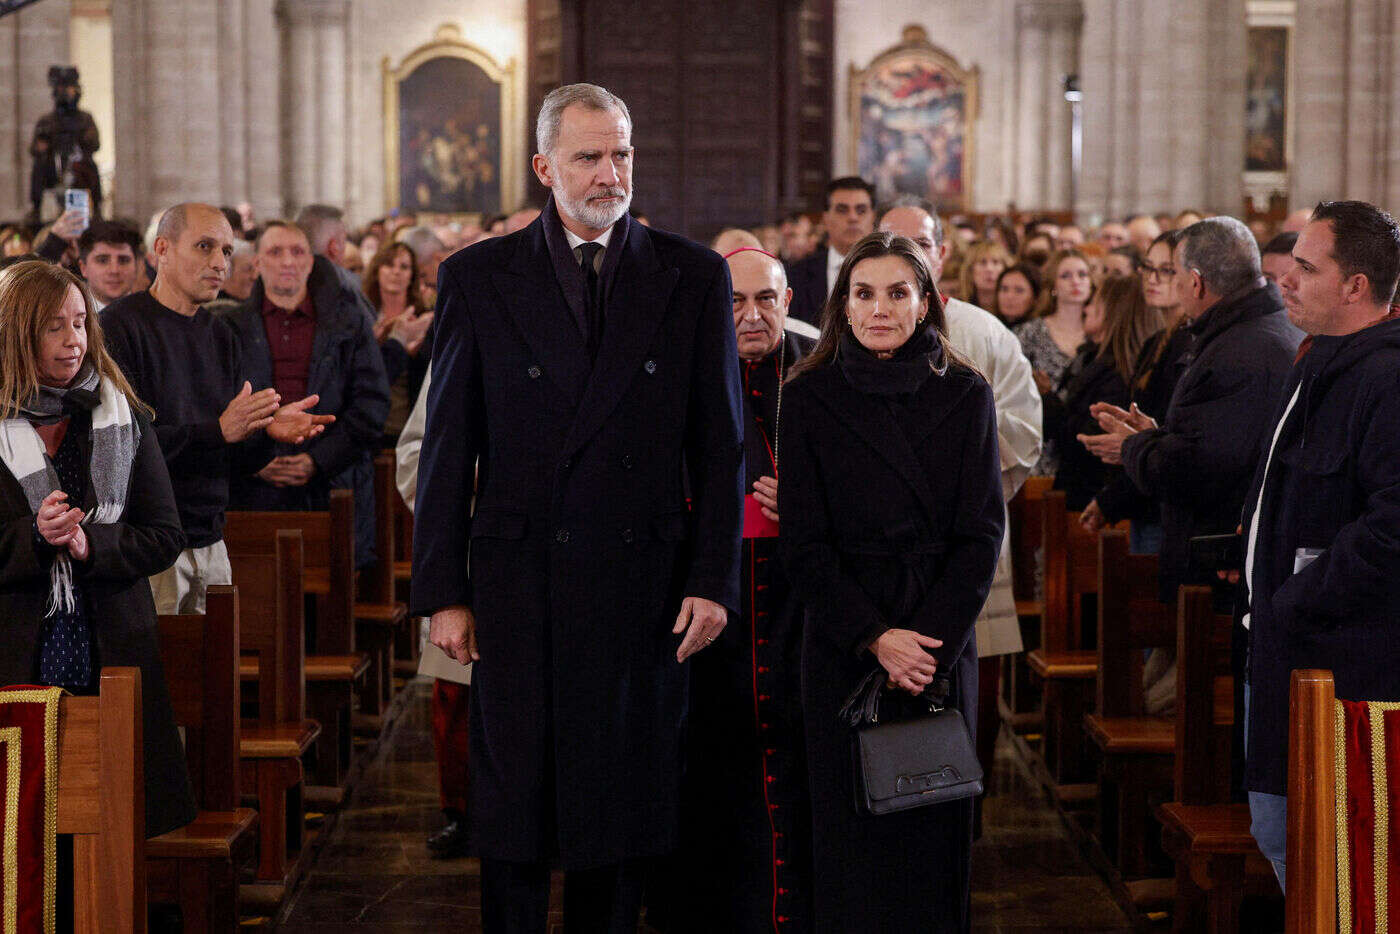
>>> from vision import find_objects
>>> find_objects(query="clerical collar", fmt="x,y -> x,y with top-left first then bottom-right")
564,226 -> 613,252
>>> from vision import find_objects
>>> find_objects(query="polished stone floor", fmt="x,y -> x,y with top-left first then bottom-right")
274,680 -> 1132,932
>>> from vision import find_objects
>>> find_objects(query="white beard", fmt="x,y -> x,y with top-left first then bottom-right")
555,184 -> 631,231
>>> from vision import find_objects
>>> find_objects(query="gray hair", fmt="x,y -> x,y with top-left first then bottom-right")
535,83 -> 632,157
399,225 -> 447,264
294,204 -> 346,255
880,195 -> 945,247
1178,216 -> 1262,297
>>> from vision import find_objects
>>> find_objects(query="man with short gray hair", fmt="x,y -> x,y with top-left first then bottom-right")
412,82 -> 743,932
1082,215 -> 1301,604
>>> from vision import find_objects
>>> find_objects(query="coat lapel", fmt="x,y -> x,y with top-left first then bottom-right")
562,219 -> 678,455
491,220 -> 591,401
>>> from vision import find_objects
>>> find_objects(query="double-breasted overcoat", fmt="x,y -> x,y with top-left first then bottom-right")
410,201 -> 744,869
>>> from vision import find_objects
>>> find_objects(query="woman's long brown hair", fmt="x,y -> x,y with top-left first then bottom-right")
0,260 -> 152,420
788,232 -> 956,381
1032,247 -> 1095,318
1094,273 -> 1164,384
362,241 -> 425,314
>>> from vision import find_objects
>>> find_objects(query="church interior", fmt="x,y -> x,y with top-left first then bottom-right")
1,0 -> 1398,931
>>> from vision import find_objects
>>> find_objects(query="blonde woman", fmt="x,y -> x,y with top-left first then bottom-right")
957,240 -> 1011,311
0,260 -> 195,838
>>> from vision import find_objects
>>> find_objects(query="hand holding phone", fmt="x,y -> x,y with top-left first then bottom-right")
63,189 -> 90,236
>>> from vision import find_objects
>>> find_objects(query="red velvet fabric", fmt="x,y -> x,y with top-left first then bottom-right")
0,685 -> 62,933
1343,699 -> 1378,933
1384,710 -> 1400,930
431,679 -> 470,814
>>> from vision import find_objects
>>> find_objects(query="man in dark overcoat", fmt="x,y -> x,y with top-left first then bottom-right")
656,247 -> 813,933
1240,201 -> 1400,888
410,83 -> 744,933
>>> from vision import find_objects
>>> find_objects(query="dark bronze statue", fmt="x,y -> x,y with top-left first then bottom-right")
29,66 -> 102,222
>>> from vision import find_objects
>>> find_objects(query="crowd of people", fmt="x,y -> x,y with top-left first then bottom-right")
2,78 -> 1399,934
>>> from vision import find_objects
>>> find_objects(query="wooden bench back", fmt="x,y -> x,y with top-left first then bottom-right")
1042,490 -> 1126,653
1172,584 -> 1235,805
157,585 -> 240,811
362,452 -> 397,604
1286,668 -> 1336,934
1096,529 -> 1173,716
223,489 -> 355,654
55,667 -> 144,932
1009,475 -> 1053,604
229,530 -> 305,727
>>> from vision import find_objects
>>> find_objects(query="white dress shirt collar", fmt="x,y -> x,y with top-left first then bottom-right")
826,245 -> 845,295
564,226 -> 613,253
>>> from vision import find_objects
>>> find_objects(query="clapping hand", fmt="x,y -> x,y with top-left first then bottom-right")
1078,402 -> 1157,465
389,311 -> 435,356
257,454 -> 316,487
1080,498 -> 1106,533
267,394 -> 335,444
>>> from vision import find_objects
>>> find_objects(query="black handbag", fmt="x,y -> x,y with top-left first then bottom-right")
839,667 -> 984,816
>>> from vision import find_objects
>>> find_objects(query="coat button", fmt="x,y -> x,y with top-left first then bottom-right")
555,529 -> 570,543
622,454 -> 634,469
644,360 -> 657,374
561,456 -> 572,470
528,366 -> 542,379
621,528 -> 635,543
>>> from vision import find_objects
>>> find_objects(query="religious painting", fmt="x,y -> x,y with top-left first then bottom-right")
850,26 -> 978,214
1245,26 -> 1289,172
383,24 -> 520,214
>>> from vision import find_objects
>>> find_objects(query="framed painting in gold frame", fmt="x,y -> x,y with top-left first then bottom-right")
383,24 -> 520,214
850,26 -> 978,214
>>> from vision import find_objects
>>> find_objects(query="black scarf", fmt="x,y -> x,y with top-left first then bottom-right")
837,324 -> 945,396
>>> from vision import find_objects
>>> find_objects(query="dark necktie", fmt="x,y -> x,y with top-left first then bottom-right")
577,241 -> 604,360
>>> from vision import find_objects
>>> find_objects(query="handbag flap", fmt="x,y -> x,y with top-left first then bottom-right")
856,708 -> 983,803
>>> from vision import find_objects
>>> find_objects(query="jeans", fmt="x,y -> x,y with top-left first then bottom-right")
1129,521 -> 1164,556
1244,682 -> 1288,889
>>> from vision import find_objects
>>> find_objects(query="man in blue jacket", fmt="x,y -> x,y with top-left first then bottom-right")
1240,200 -> 1400,887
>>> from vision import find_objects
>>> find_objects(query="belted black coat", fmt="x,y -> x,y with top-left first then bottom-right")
409,202 -> 744,869
778,346 -> 1003,934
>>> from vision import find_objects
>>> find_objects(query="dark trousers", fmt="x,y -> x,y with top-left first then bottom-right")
482,858 -> 644,934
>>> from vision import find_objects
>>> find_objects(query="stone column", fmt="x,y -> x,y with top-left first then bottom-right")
218,0 -> 249,207
1014,0 -> 1083,211
276,0 -> 350,215
1290,0 -> 1347,208
1,0 -> 73,219
245,0 -> 283,220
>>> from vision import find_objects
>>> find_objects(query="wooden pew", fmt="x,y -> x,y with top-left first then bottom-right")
1083,529 -> 1175,880
230,530 -> 322,896
1026,489 -> 1116,799
225,490 -> 370,788
148,586 -> 259,932
1156,585 -> 1275,933
356,453 -> 411,695
56,667 -> 144,932
1001,475 -> 1053,733
1285,669 -> 1336,934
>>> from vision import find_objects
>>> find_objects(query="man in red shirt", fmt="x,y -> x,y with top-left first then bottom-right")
222,220 -> 390,567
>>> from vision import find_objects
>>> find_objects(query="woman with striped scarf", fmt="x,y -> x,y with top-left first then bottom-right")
0,259 -> 195,839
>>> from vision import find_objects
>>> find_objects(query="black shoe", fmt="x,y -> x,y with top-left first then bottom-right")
427,817 -> 471,859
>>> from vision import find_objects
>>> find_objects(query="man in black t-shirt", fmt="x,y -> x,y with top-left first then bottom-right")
103,202 -> 332,614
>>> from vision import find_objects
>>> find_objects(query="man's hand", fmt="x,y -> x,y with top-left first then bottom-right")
1091,401 -> 1157,433
266,394 -> 335,444
752,476 -> 779,523
872,628 -> 943,695
390,311 -> 435,356
1080,498 -> 1106,533
220,382 -> 281,443
673,596 -> 728,662
36,490 -> 84,548
1078,430 -> 1126,465
49,209 -> 86,243
256,454 -> 316,487
430,605 -> 479,664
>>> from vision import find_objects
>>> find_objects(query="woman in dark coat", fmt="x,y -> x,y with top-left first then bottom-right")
778,233 -> 1004,933
0,260 -> 194,838
1055,274 -> 1162,510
